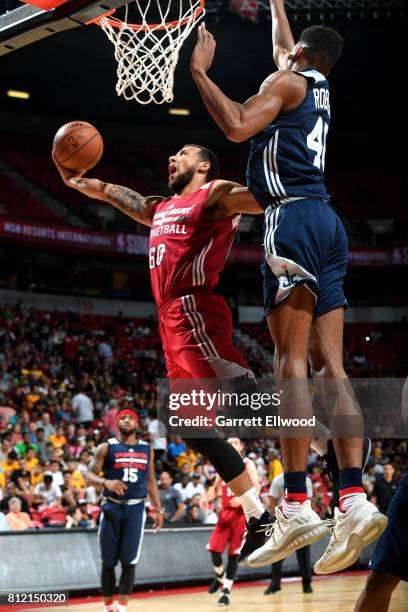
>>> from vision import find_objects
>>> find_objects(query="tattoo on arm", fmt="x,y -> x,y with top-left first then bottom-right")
106,185 -> 160,226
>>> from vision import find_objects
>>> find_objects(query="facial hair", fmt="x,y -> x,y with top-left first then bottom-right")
118,426 -> 137,437
168,167 -> 195,194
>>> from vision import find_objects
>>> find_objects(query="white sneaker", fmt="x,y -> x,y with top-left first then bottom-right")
243,500 -> 329,568
314,493 -> 388,574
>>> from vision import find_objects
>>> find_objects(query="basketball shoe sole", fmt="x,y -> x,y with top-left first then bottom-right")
314,494 -> 388,574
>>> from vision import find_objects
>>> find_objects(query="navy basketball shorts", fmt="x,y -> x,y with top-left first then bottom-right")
99,500 -> 146,568
262,198 -> 348,317
369,472 -> 408,582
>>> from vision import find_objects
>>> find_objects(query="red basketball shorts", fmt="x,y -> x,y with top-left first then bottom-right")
207,508 -> 247,555
158,293 -> 253,380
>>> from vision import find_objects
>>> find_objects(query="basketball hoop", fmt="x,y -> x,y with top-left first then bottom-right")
89,0 -> 205,105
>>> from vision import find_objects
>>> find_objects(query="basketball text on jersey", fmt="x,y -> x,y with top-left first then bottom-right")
149,182 -> 240,308
103,438 -> 150,500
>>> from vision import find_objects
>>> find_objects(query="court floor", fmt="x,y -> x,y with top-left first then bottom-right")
34,574 -> 408,612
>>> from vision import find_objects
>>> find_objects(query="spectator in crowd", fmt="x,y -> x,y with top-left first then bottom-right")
167,435 -> 186,461
15,432 -> 38,457
363,464 -> 377,495
46,460 -> 64,487
183,503 -> 203,525
102,399 -> 119,436
174,473 -> 192,502
159,472 -> 185,523
148,412 -> 168,460
5,497 -> 35,530
49,425 -> 67,449
185,473 -> 205,501
1,450 -> 19,478
65,505 -> 86,529
0,481 -> 31,514
0,438 -> 12,462
66,459 -> 86,490
36,413 -> 55,440
25,446 -> 39,472
72,388 -> 94,428
371,463 -> 398,514
77,450 -> 91,475
0,509 -> 10,531
33,474 -> 62,510
267,448 -> 283,483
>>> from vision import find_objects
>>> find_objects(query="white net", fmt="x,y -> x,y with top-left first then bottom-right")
98,0 -> 205,105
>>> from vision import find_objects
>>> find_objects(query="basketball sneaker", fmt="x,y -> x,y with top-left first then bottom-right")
243,500 -> 329,568
208,574 -> 224,594
314,493 -> 388,574
238,508 -> 274,564
217,589 -> 230,606
264,583 -> 281,595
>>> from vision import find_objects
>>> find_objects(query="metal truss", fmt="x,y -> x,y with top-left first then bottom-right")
206,0 -> 405,13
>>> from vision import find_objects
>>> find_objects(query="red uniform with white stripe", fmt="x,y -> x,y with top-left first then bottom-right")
207,458 -> 249,555
150,181 -> 252,379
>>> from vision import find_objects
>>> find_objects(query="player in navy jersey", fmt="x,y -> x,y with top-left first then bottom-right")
87,408 -> 163,612
191,1 -> 387,572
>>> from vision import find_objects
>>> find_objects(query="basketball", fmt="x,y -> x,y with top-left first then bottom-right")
52,121 -> 103,172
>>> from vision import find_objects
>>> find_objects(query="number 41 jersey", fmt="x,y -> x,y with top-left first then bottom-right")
102,437 -> 150,501
247,68 -> 331,210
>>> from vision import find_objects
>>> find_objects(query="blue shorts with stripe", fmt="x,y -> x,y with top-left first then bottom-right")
369,472 -> 408,582
99,500 -> 146,568
261,198 -> 348,317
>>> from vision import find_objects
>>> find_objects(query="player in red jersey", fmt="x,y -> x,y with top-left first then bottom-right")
52,144 -> 274,560
206,437 -> 260,606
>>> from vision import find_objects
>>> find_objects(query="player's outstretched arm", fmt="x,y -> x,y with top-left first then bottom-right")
206,180 -> 263,219
52,153 -> 162,227
191,25 -> 304,142
270,0 -> 296,70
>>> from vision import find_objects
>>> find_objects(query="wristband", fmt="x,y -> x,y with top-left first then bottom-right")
155,508 -> 164,515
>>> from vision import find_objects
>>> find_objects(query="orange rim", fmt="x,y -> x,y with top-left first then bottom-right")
87,0 -> 205,30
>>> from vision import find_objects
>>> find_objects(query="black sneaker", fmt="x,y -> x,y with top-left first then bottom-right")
217,589 -> 230,606
303,583 -> 313,593
208,574 -> 224,594
322,437 -> 371,510
264,583 -> 281,595
238,508 -> 275,565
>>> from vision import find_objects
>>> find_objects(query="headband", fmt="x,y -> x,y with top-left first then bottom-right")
115,409 -> 139,423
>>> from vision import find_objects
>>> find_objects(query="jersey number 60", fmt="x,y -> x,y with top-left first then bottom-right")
149,243 -> 166,269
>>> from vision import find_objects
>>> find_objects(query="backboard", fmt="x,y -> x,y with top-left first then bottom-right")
0,0 -> 130,55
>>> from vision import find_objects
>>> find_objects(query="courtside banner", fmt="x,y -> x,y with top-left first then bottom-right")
156,378 -> 408,439
0,217 -> 148,257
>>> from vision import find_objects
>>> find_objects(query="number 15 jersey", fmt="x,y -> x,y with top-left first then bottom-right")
102,437 -> 150,501
247,68 -> 331,209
